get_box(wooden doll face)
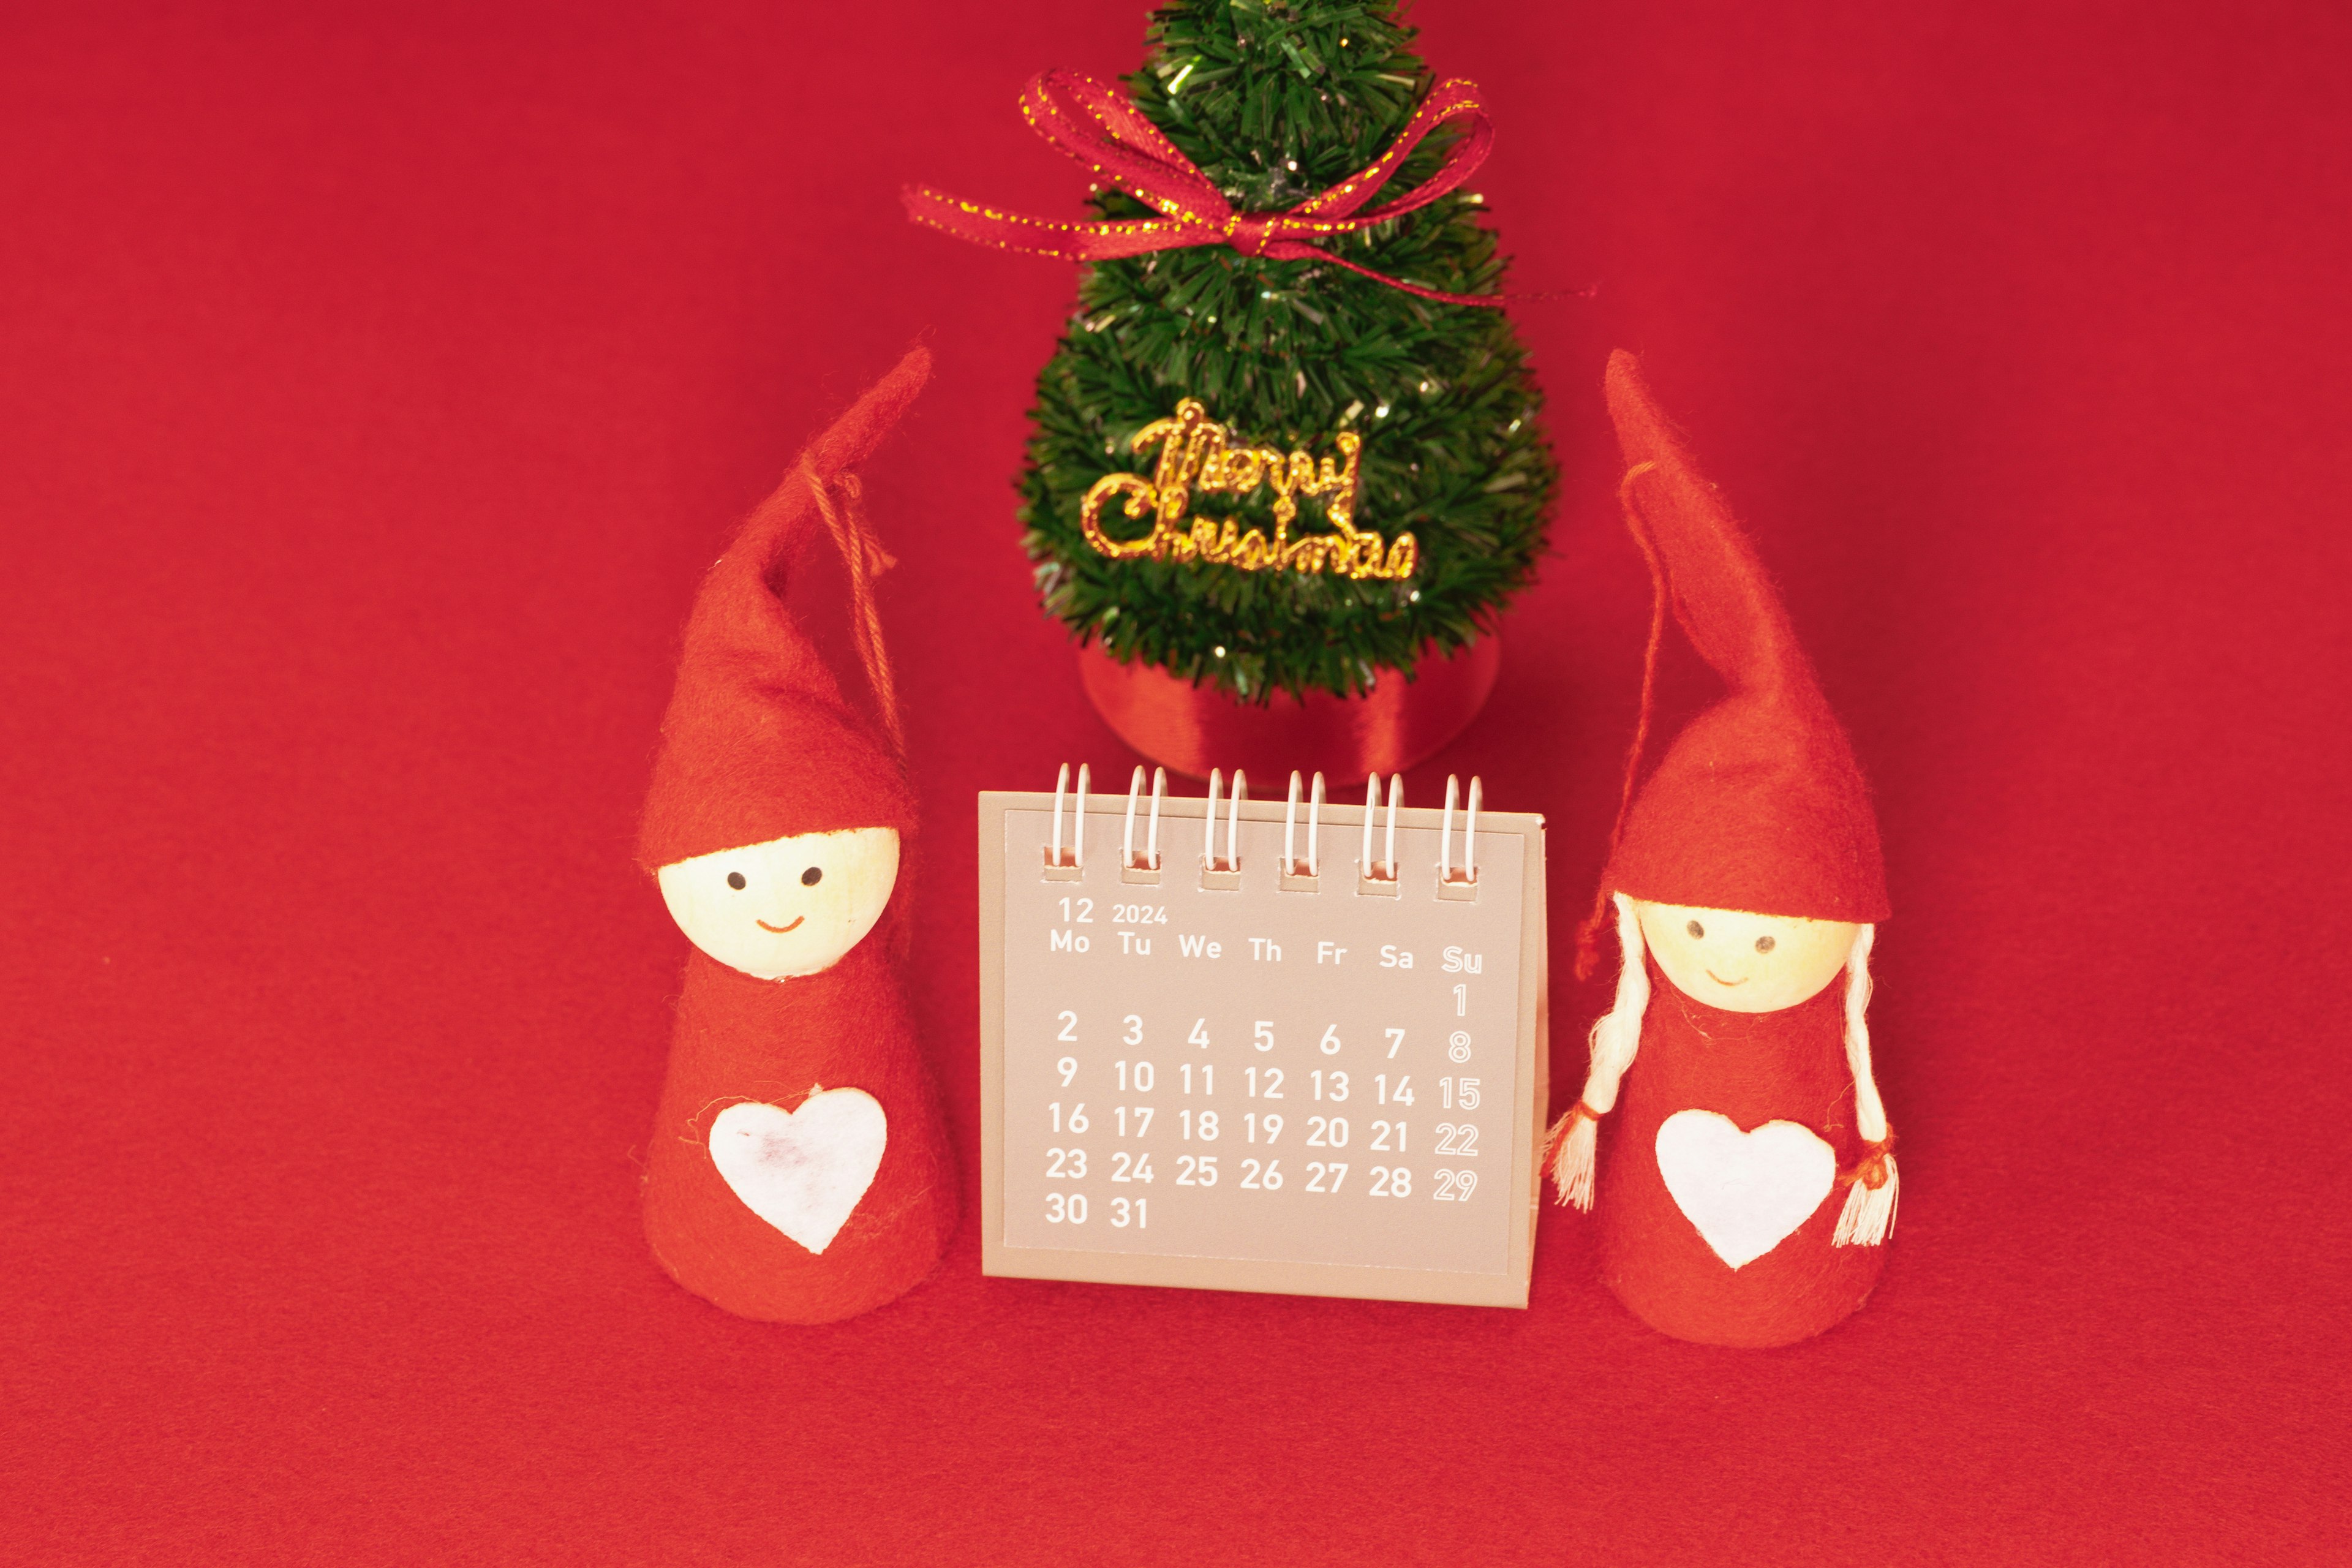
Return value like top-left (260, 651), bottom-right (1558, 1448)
top-left (657, 827), bottom-right (900, 979)
top-left (1632, 899), bottom-right (1858, 1013)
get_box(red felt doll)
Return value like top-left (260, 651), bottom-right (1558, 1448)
top-left (1548, 352), bottom-right (1898, 1349)
top-left (635, 347), bottom-right (957, 1324)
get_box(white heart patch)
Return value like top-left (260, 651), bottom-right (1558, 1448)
top-left (1655, 1109), bottom-right (1836, 1270)
top-left (708, 1087), bottom-right (888, 1255)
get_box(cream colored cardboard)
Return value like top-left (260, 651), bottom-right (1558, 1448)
top-left (978, 781), bottom-right (1547, 1308)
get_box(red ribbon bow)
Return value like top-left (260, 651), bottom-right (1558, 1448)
top-left (904, 70), bottom-right (1504, 308)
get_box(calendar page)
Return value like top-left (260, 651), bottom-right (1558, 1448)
top-left (978, 771), bottom-right (1547, 1308)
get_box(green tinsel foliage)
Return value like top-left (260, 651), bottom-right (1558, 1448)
top-left (1015, 0), bottom-right (1558, 703)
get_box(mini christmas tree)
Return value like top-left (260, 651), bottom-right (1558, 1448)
top-left (925, 0), bottom-right (1558, 706)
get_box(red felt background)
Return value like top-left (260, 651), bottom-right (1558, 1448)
top-left (4, 2), bottom-right (2347, 1562)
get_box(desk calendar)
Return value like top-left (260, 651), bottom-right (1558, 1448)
top-left (978, 766), bottom-right (1548, 1308)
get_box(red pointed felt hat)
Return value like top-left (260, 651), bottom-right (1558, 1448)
top-left (1594, 351), bottom-right (1890, 925)
top-left (636, 347), bottom-right (930, 872)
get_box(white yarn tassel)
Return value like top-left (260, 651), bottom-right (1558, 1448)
top-left (1552, 895), bottom-right (1649, 1210)
top-left (1547, 1107), bottom-right (1599, 1210)
top-left (1833, 924), bottom-right (1898, 1247)
top-left (1834, 1147), bottom-right (1899, 1246)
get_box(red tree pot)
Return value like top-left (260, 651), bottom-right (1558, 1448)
top-left (1076, 635), bottom-right (1502, 783)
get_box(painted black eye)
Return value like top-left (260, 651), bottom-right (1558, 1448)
top-left (1686, 920), bottom-right (1705, 940)
top-left (1755, 935), bottom-right (1776, 954)
top-left (726, 872), bottom-right (746, 891)
top-left (801, 866), bottom-right (823, 886)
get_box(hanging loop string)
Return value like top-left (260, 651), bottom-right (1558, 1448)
top-left (799, 461), bottom-right (905, 763)
top-left (1575, 461), bottom-right (1668, 980)
top-left (906, 70), bottom-right (1506, 309)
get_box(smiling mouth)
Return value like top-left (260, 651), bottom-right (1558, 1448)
top-left (756, 916), bottom-right (805, 934)
top-left (1705, 970), bottom-right (1746, 986)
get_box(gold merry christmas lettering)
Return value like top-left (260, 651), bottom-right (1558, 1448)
top-left (1079, 399), bottom-right (1418, 581)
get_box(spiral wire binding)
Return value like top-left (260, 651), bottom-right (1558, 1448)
top-left (1203, 769), bottom-right (1223, 870)
top-left (1283, 771), bottom-right (1329, 881)
top-left (1044, 764), bottom-right (1481, 895)
top-left (1046, 762), bottom-right (1091, 876)
top-left (1123, 765), bottom-right (1167, 873)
